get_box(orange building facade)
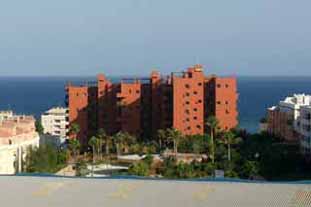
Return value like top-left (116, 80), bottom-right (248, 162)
top-left (66, 65), bottom-right (238, 145)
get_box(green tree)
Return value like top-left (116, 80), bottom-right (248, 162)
top-left (69, 123), bottom-right (80, 139)
top-left (157, 129), bottom-right (166, 151)
top-left (98, 128), bottom-right (111, 158)
top-left (88, 136), bottom-right (98, 163)
top-left (122, 132), bottom-right (136, 153)
top-left (241, 160), bottom-right (260, 178)
top-left (205, 116), bottom-right (219, 163)
top-left (220, 131), bottom-right (242, 162)
top-left (68, 139), bottom-right (80, 164)
top-left (113, 132), bottom-right (126, 156)
top-left (128, 162), bottom-right (150, 176)
top-left (167, 128), bottom-right (183, 157)
top-left (25, 145), bottom-right (67, 173)
top-left (35, 120), bottom-right (44, 134)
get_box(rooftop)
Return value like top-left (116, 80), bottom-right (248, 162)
top-left (0, 176), bottom-right (310, 207)
top-left (44, 107), bottom-right (68, 115)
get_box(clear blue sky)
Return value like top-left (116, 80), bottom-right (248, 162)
top-left (1, 0), bottom-right (311, 76)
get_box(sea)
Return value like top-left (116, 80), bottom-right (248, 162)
top-left (0, 76), bottom-right (311, 133)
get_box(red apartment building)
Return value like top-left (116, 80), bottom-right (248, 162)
top-left (66, 65), bottom-right (238, 145)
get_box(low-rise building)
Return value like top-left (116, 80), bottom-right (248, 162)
top-left (41, 107), bottom-right (69, 138)
top-left (0, 114), bottom-right (39, 174)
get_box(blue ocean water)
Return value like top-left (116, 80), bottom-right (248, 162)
top-left (0, 76), bottom-right (311, 133)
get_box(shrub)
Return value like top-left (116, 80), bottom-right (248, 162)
top-left (128, 162), bottom-right (150, 176)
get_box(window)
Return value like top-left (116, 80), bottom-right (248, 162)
top-left (185, 92), bottom-right (190, 97)
top-left (217, 101), bottom-right (221, 105)
top-left (225, 101), bottom-right (229, 105)
top-left (193, 108), bottom-right (198, 112)
top-left (198, 100), bottom-right (202, 103)
top-left (185, 109), bottom-right (190, 114)
top-left (217, 84), bottom-right (221, 88)
top-left (226, 110), bottom-right (230, 114)
top-left (136, 90), bottom-right (140, 94)
top-left (185, 101), bottom-right (190, 105)
top-left (197, 125), bottom-right (201, 129)
top-left (186, 118), bottom-right (190, 122)
top-left (198, 82), bottom-right (202, 86)
top-left (194, 91), bottom-right (198, 95)
top-left (225, 84), bottom-right (229, 88)
top-left (185, 84), bottom-right (190, 89)
top-left (193, 116), bottom-right (197, 120)
top-left (187, 126), bottom-right (191, 130)
top-left (129, 89), bottom-right (132, 94)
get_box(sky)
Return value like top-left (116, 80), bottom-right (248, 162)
top-left (0, 0), bottom-right (311, 77)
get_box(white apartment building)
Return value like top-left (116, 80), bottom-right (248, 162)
top-left (297, 105), bottom-right (311, 155)
top-left (267, 94), bottom-right (311, 157)
top-left (41, 107), bottom-right (69, 138)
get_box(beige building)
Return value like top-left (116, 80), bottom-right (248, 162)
top-left (41, 107), bottom-right (69, 138)
top-left (0, 115), bottom-right (39, 174)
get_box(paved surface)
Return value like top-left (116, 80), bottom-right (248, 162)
top-left (1, 176), bottom-right (311, 207)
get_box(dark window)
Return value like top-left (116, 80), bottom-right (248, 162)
top-left (226, 110), bottom-right (230, 114)
top-left (225, 101), bottom-right (229, 104)
top-left (194, 91), bottom-right (198, 95)
top-left (186, 101), bottom-right (190, 105)
top-left (193, 108), bottom-right (198, 112)
top-left (225, 84), bottom-right (229, 88)
top-left (217, 84), bottom-right (221, 88)
top-left (186, 92), bottom-right (190, 97)
top-left (217, 101), bottom-right (221, 105)
top-left (197, 125), bottom-right (201, 129)
top-left (198, 82), bottom-right (203, 86)
top-left (185, 84), bottom-right (190, 89)
top-left (187, 126), bottom-right (191, 130)
top-left (198, 100), bottom-right (202, 103)
top-left (193, 116), bottom-right (197, 120)
top-left (136, 90), bottom-right (140, 94)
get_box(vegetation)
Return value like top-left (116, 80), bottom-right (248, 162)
top-left (35, 120), bottom-right (44, 134)
top-left (126, 127), bottom-right (308, 180)
top-left (205, 116), bottom-right (219, 163)
top-left (29, 118), bottom-right (309, 181)
top-left (69, 123), bottom-right (80, 139)
top-left (25, 144), bottom-right (67, 173)
top-left (68, 138), bottom-right (81, 164)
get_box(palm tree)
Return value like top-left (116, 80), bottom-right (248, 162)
top-left (97, 128), bottom-right (108, 159)
top-left (220, 131), bottom-right (242, 161)
top-left (68, 139), bottom-right (80, 165)
top-left (167, 128), bottom-right (182, 157)
top-left (123, 132), bottom-right (136, 153)
top-left (69, 123), bottom-right (80, 139)
top-left (205, 116), bottom-right (219, 163)
top-left (113, 132), bottom-right (125, 156)
top-left (88, 136), bottom-right (98, 163)
top-left (157, 129), bottom-right (166, 151)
